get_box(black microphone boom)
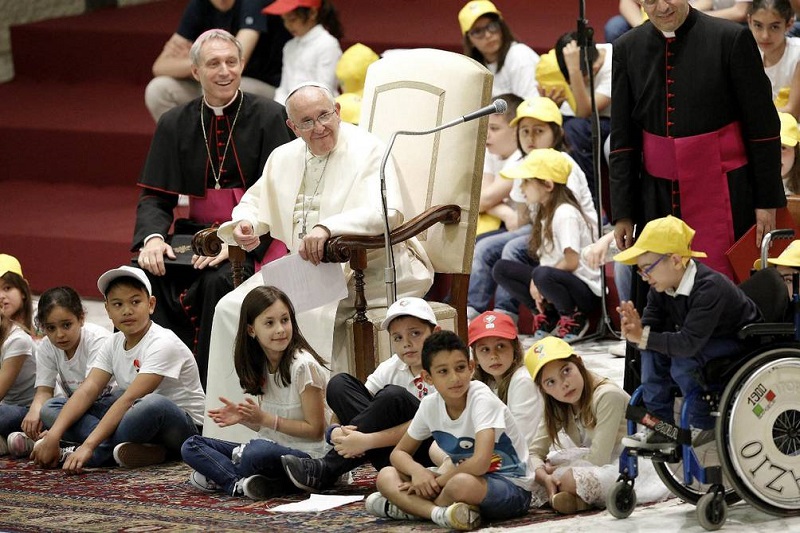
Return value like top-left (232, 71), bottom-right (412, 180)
top-left (461, 99), bottom-right (508, 123)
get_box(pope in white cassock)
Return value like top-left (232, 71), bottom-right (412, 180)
top-left (207, 83), bottom-right (434, 441)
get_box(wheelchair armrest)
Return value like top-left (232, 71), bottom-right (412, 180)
top-left (738, 322), bottom-right (796, 339)
top-left (323, 204), bottom-right (461, 263)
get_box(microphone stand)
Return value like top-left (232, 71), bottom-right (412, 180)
top-left (574, 0), bottom-right (619, 343)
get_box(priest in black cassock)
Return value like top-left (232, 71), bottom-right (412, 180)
top-left (609, 0), bottom-right (786, 391)
top-left (133, 29), bottom-right (292, 388)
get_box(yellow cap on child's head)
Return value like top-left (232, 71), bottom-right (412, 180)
top-left (336, 43), bottom-right (379, 94)
top-left (766, 240), bottom-right (800, 268)
top-left (509, 96), bottom-right (563, 127)
top-left (458, 0), bottom-right (501, 34)
top-left (613, 215), bottom-right (708, 265)
top-left (525, 336), bottom-right (575, 381)
top-left (0, 254), bottom-right (23, 278)
top-left (500, 148), bottom-right (571, 184)
top-left (779, 112), bottom-right (800, 148)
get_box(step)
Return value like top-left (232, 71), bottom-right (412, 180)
top-left (0, 78), bottom-right (154, 187)
top-left (10, 0), bottom-right (182, 84)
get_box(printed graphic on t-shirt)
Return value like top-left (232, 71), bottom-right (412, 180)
top-left (432, 430), bottom-right (525, 477)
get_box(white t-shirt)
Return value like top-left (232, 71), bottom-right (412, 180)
top-left (91, 322), bottom-right (205, 425)
top-left (488, 42), bottom-right (540, 101)
top-left (255, 350), bottom-right (330, 458)
top-left (537, 203), bottom-right (602, 296)
top-left (560, 43), bottom-right (612, 118)
top-left (407, 380), bottom-right (534, 490)
top-left (487, 365), bottom-right (542, 447)
top-left (764, 37), bottom-right (800, 103)
top-left (1, 325), bottom-right (36, 406)
top-left (511, 151), bottom-right (598, 236)
top-left (365, 353), bottom-right (436, 399)
top-left (273, 24), bottom-right (342, 105)
top-left (35, 322), bottom-right (111, 396)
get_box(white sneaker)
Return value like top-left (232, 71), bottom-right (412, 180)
top-left (364, 492), bottom-right (419, 520)
top-left (609, 339), bottom-right (627, 357)
top-left (7, 432), bottom-right (35, 458)
top-left (189, 470), bottom-right (220, 493)
top-left (621, 428), bottom-right (675, 451)
top-left (437, 502), bottom-right (481, 530)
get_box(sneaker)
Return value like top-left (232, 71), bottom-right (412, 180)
top-left (550, 492), bottom-right (592, 514)
top-left (0, 435), bottom-right (8, 456)
top-left (691, 427), bottom-right (716, 448)
top-left (443, 502), bottom-right (482, 531)
top-left (231, 443), bottom-right (246, 465)
top-left (112, 442), bottom-right (167, 468)
top-left (7, 432), bottom-right (35, 458)
top-left (531, 311), bottom-right (558, 340)
top-left (232, 474), bottom-right (276, 500)
top-left (621, 428), bottom-right (676, 451)
top-left (189, 470), bottom-right (220, 493)
top-left (609, 339), bottom-right (627, 357)
top-left (554, 311), bottom-right (590, 342)
top-left (281, 455), bottom-right (326, 492)
top-left (364, 492), bottom-right (419, 521)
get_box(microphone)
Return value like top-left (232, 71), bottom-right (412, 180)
top-left (378, 98), bottom-right (507, 304)
top-left (461, 99), bottom-right (508, 123)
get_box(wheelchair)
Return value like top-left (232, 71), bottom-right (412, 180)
top-left (607, 229), bottom-right (800, 530)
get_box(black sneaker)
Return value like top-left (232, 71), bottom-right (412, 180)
top-left (232, 474), bottom-right (276, 500)
top-left (554, 311), bottom-right (590, 343)
top-left (281, 455), bottom-right (326, 492)
top-left (621, 429), bottom-right (676, 451)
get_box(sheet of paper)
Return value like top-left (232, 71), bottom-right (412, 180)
top-left (259, 253), bottom-right (348, 313)
top-left (269, 494), bottom-right (365, 513)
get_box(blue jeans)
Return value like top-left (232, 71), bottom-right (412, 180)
top-left (563, 116), bottom-right (611, 208)
top-left (41, 391), bottom-right (198, 466)
top-left (641, 337), bottom-right (744, 429)
top-left (0, 403), bottom-right (29, 438)
top-left (479, 473), bottom-right (532, 520)
top-left (468, 225), bottom-right (533, 317)
top-left (181, 436), bottom-right (309, 496)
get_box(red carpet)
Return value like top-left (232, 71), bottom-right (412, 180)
top-left (1, 0), bottom-right (618, 297)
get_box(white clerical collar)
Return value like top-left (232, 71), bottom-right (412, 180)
top-left (203, 92), bottom-right (240, 116)
top-left (661, 30), bottom-right (676, 38)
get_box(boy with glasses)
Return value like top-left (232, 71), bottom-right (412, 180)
top-left (612, 216), bottom-right (762, 450)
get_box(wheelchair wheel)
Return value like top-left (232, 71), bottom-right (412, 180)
top-left (606, 480), bottom-right (637, 519)
top-left (696, 492), bottom-right (727, 531)
top-left (653, 458), bottom-right (740, 506)
top-left (717, 347), bottom-right (800, 517)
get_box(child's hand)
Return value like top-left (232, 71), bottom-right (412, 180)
top-left (529, 281), bottom-right (544, 313)
top-left (62, 444), bottom-right (93, 475)
top-left (407, 469), bottom-right (440, 500)
top-left (333, 426), bottom-right (369, 458)
top-left (21, 412), bottom-right (43, 441)
top-left (30, 434), bottom-right (60, 468)
top-left (538, 85), bottom-right (567, 107)
top-left (541, 472), bottom-right (561, 501)
top-left (617, 301), bottom-right (643, 344)
top-left (208, 396), bottom-right (243, 427)
top-left (562, 40), bottom-right (582, 77)
top-left (236, 397), bottom-right (265, 426)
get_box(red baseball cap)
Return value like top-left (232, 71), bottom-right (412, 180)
top-left (468, 311), bottom-right (518, 346)
top-left (262, 0), bottom-right (321, 15)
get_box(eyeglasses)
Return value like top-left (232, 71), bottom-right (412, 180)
top-left (293, 110), bottom-right (337, 131)
top-left (468, 20), bottom-right (501, 39)
top-left (637, 255), bottom-right (667, 280)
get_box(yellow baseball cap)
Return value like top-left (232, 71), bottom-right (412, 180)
top-left (525, 336), bottom-right (576, 381)
top-left (336, 92), bottom-right (362, 125)
top-left (500, 148), bottom-right (571, 184)
top-left (766, 240), bottom-right (800, 268)
top-left (458, 1), bottom-right (501, 34)
top-left (534, 50), bottom-right (577, 114)
top-left (0, 254), bottom-right (22, 278)
top-left (336, 43), bottom-right (379, 95)
top-left (613, 215), bottom-right (708, 265)
top-left (779, 112), bottom-right (799, 148)
top-left (509, 96), bottom-right (563, 127)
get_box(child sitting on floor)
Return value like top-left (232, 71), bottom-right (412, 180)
top-left (0, 254), bottom-right (34, 335)
top-left (614, 216), bottom-right (762, 450)
top-left (182, 286), bottom-right (329, 500)
top-left (31, 266), bottom-right (205, 471)
top-left (0, 310), bottom-right (36, 456)
top-left (368, 330), bottom-right (534, 531)
top-left (281, 297), bottom-right (439, 492)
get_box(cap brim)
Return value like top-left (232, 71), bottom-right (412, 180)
top-left (613, 245), bottom-right (647, 265)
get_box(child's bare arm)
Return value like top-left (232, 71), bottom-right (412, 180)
top-left (0, 355), bottom-right (27, 401)
top-left (435, 428), bottom-right (496, 487)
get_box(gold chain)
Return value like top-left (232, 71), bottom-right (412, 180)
top-left (200, 90), bottom-right (244, 190)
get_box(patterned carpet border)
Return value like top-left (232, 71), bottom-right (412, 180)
top-left (0, 457), bottom-right (589, 532)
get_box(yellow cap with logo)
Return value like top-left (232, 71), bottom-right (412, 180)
top-left (458, 1), bottom-right (501, 34)
top-left (525, 336), bottom-right (576, 381)
top-left (509, 96), bottom-right (563, 127)
top-left (500, 148), bottom-right (571, 184)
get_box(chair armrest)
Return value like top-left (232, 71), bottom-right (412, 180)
top-left (324, 204), bottom-right (461, 263)
top-left (738, 322), bottom-right (796, 339)
top-left (192, 227), bottom-right (224, 257)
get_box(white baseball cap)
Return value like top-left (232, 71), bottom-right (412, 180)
top-left (381, 297), bottom-right (437, 329)
top-left (97, 265), bottom-right (152, 297)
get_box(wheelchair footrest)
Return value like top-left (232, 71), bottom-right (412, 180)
top-left (705, 465), bottom-right (723, 486)
top-left (626, 404), bottom-right (692, 446)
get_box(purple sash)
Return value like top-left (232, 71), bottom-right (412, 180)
top-left (642, 122), bottom-right (747, 279)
